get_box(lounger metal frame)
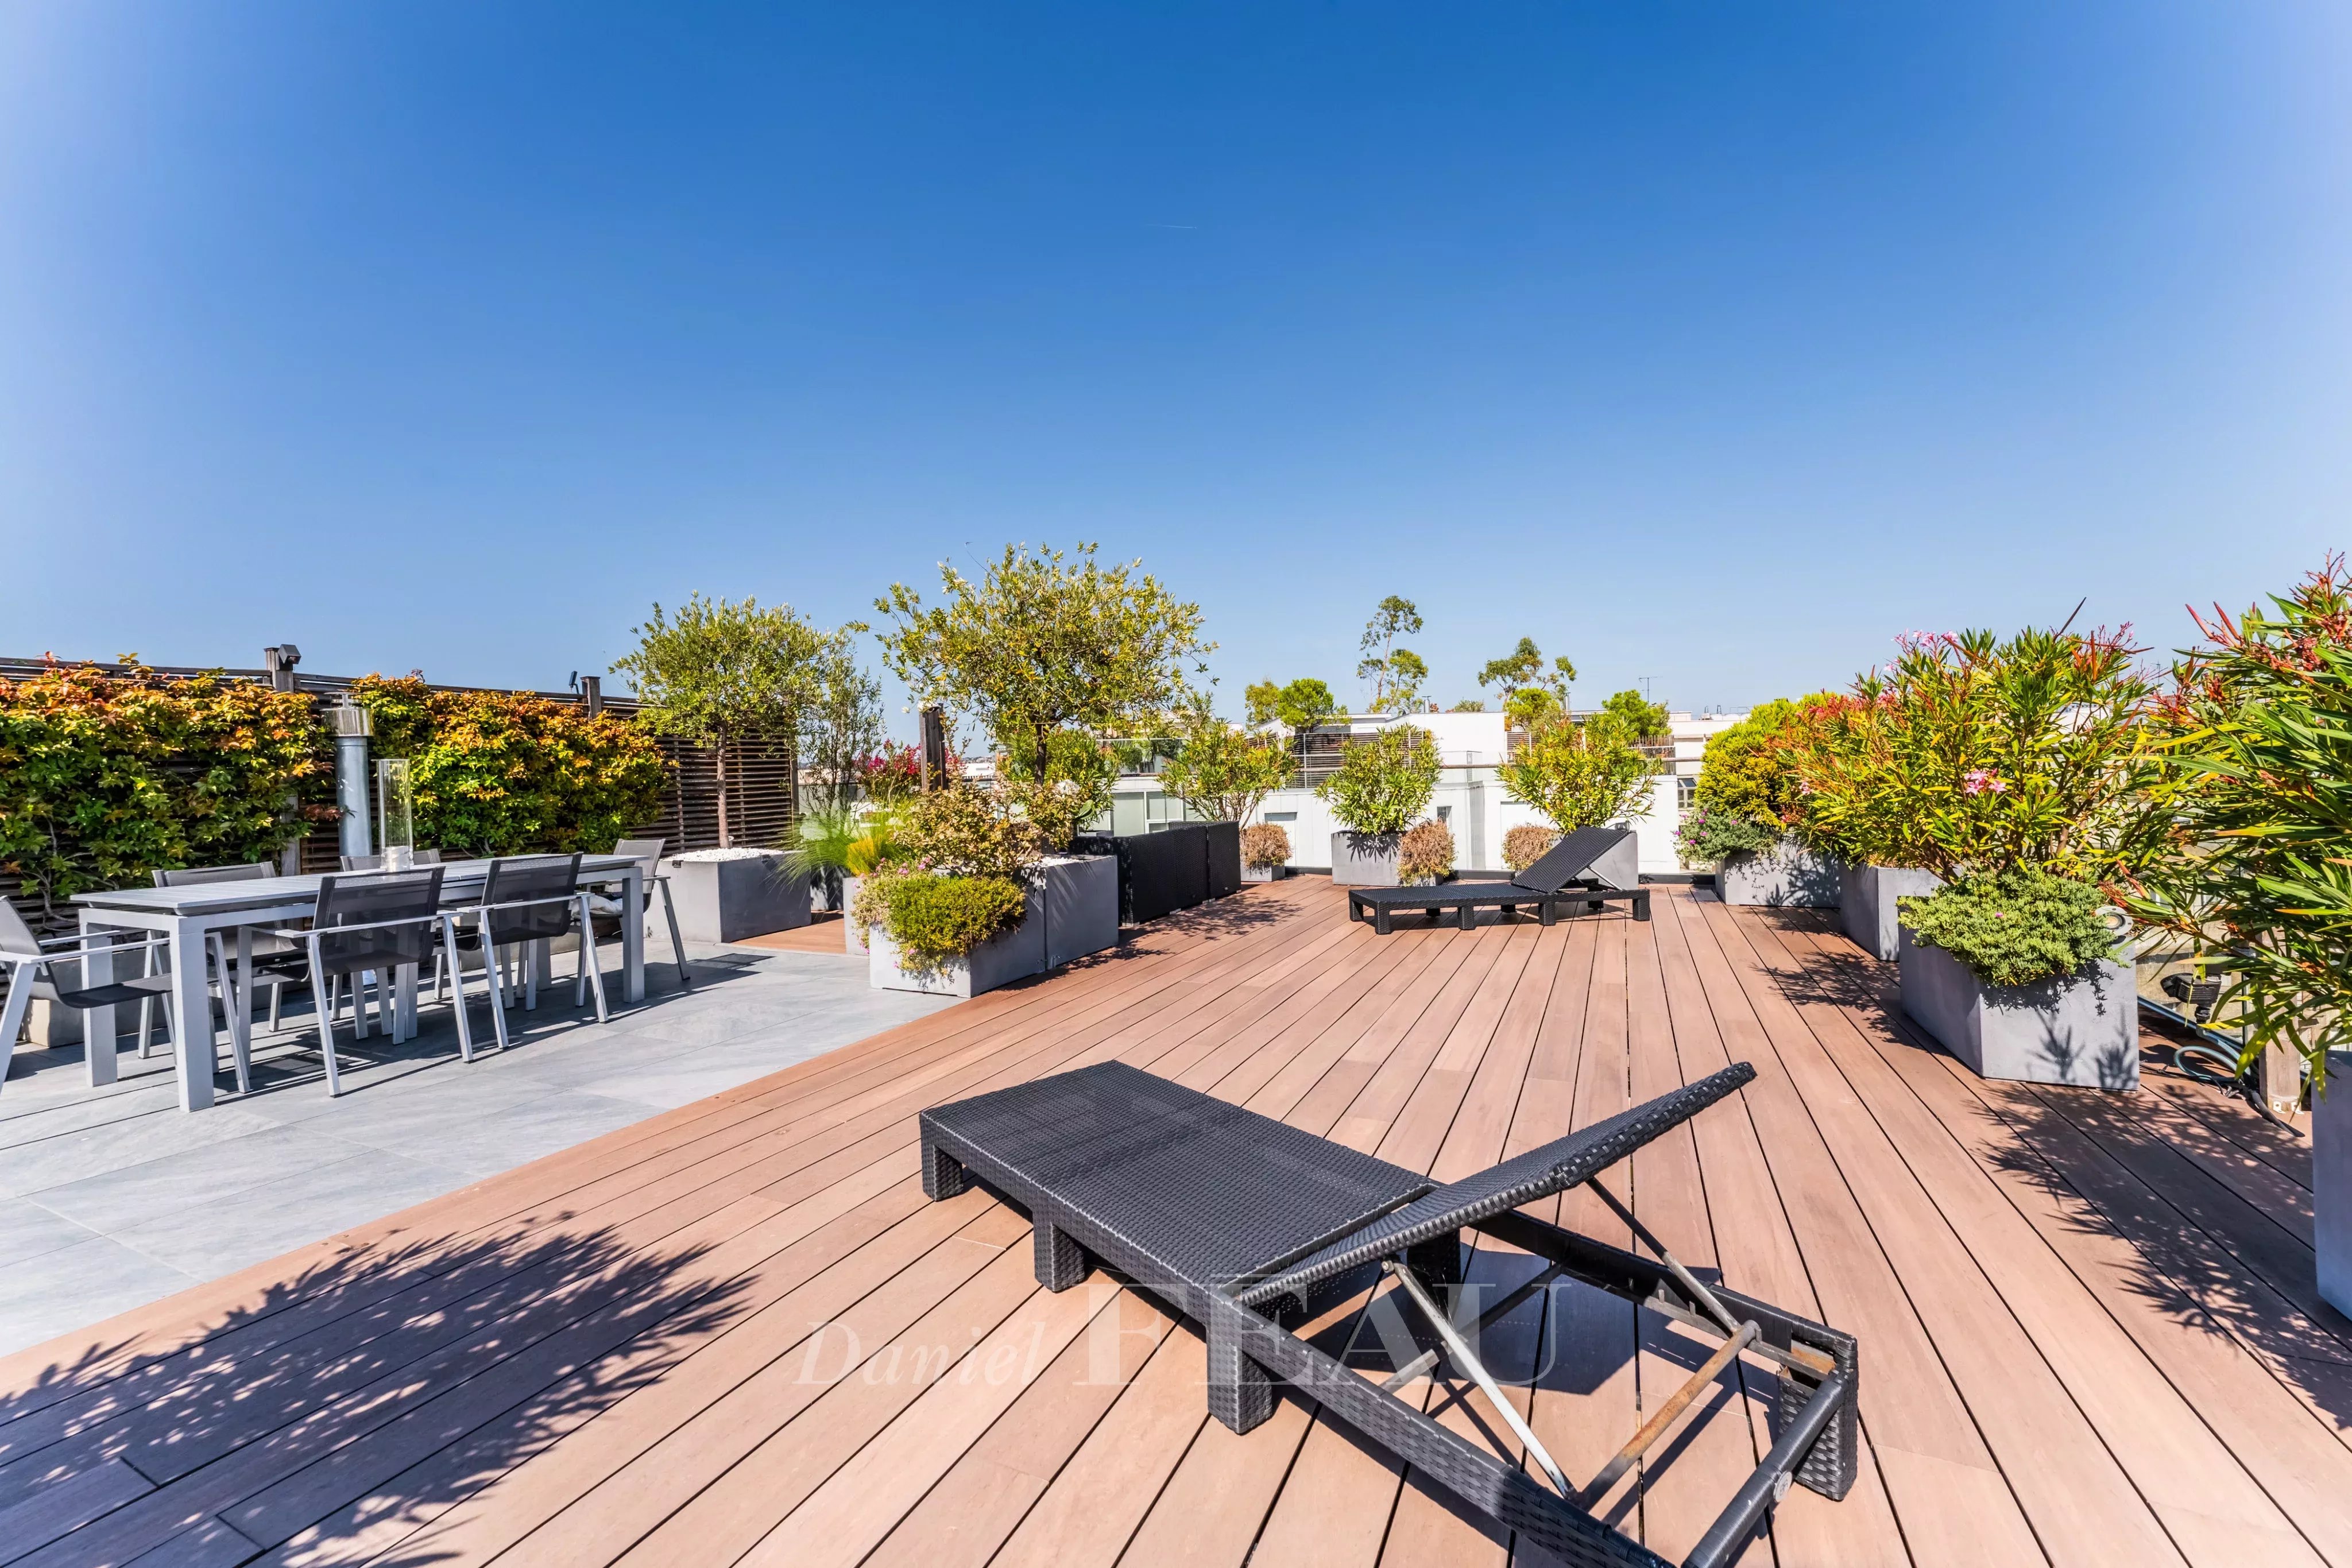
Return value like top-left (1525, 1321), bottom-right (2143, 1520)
top-left (1347, 881), bottom-right (1651, 932)
top-left (919, 1061), bottom-right (1856, 1568)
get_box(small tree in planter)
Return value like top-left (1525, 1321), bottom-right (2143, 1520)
top-left (2114, 561), bottom-right (2351, 1299)
top-left (1396, 819), bottom-right (1455, 886)
top-left (1685, 698), bottom-right (1836, 905)
top-left (1499, 702), bottom-right (1658, 837)
top-left (1317, 723), bottom-right (1439, 885)
top-left (1882, 624), bottom-right (2158, 1088)
top-left (1159, 698), bottom-right (1291, 826)
top-left (1241, 823), bottom-right (1292, 881)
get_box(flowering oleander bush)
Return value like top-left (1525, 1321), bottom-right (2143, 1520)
top-left (1241, 823), bottom-right (1291, 869)
top-left (1898, 868), bottom-right (2118, 987)
top-left (1318, 724), bottom-right (1440, 836)
top-left (1502, 824), bottom-right (1558, 873)
top-left (856, 740), bottom-right (961, 806)
top-left (0, 660), bottom-right (331, 917)
top-left (349, 676), bottom-right (666, 859)
top-left (1674, 805), bottom-right (1781, 868)
top-left (1396, 819), bottom-right (1455, 884)
top-left (2116, 559), bottom-right (2352, 1084)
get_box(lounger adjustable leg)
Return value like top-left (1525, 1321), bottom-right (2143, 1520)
top-left (919, 1135), bottom-right (968, 1200)
top-left (1205, 1318), bottom-right (1276, 1435)
top-left (1032, 1217), bottom-right (1087, 1291)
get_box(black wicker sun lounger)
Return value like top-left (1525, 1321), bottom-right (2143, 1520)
top-left (920, 1060), bottom-right (1858, 1568)
top-left (1348, 823), bottom-right (1650, 932)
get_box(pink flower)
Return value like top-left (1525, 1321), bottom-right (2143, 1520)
top-left (1962, 769), bottom-right (2007, 796)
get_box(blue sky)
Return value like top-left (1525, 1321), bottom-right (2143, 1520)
top-left (3, 3), bottom-right (2346, 731)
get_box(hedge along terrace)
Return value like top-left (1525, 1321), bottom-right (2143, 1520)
top-left (346, 676), bottom-right (666, 858)
top-left (0, 660), bottom-right (331, 920)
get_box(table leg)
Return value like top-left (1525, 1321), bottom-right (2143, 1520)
top-left (78, 913), bottom-right (119, 1087)
top-left (230, 927), bottom-right (254, 1064)
top-left (168, 917), bottom-right (214, 1111)
top-left (620, 867), bottom-right (645, 1004)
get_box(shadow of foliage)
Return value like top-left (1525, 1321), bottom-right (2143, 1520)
top-left (0, 1214), bottom-right (753, 1565)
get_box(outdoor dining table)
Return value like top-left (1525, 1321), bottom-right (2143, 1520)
top-left (71, 855), bottom-right (648, 1111)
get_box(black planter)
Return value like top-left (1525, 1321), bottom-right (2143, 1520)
top-left (1071, 821), bottom-right (1244, 926)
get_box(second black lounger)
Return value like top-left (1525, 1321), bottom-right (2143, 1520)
top-left (1348, 823), bottom-right (1648, 931)
top-left (919, 1059), bottom-right (1858, 1568)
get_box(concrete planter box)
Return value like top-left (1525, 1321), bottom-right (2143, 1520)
top-left (2317, 1053), bottom-right (2352, 1318)
top-left (1897, 931), bottom-right (2139, 1090)
top-left (869, 891), bottom-right (1046, 998)
top-left (1840, 864), bottom-right (1941, 961)
top-left (667, 851), bottom-right (810, 943)
top-left (1330, 831), bottom-right (1402, 888)
top-left (841, 873), bottom-right (868, 956)
top-left (1719, 841), bottom-right (1840, 908)
top-left (1242, 864), bottom-right (1289, 883)
top-left (1041, 855), bottom-right (1119, 969)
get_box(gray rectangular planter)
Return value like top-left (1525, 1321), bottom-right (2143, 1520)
top-left (1330, 831), bottom-right (1401, 888)
top-left (841, 873), bottom-right (868, 955)
top-left (1840, 864), bottom-right (1941, 961)
top-left (2318, 1052), bottom-right (2352, 1318)
top-left (667, 852), bottom-right (810, 943)
top-left (1040, 855), bottom-right (1119, 969)
top-left (1897, 931), bottom-right (2139, 1090)
top-left (1719, 841), bottom-right (1841, 907)
top-left (869, 892), bottom-right (1046, 998)
top-left (1242, 864), bottom-right (1289, 883)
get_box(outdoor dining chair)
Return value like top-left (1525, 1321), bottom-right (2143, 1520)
top-left (446, 854), bottom-right (606, 1055)
top-left (262, 868), bottom-right (455, 1095)
top-left (0, 901), bottom-right (179, 1099)
top-left (152, 862), bottom-right (305, 1064)
top-left (588, 838), bottom-right (691, 989)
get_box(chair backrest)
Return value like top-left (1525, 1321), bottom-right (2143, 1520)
top-left (154, 862), bottom-right (275, 888)
top-left (1510, 826), bottom-right (1633, 893)
top-left (311, 869), bottom-right (446, 977)
top-left (480, 855), bottom-right (583, 946)
top-left (341, 850), bottom-right (443, 872)
top-left (0, 898), bottom-right (44, 958)
top-left (614, 839), bottom-right (664, 876)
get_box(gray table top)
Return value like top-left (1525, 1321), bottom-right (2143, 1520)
top-left (72, 855), bottom-right (645, 917)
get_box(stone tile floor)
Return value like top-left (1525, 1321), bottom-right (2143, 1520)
top-left (0, 939), bottom-right (951, 1355)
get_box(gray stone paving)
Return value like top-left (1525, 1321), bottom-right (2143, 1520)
top-left (0, 940), bottom-right (951, 1357)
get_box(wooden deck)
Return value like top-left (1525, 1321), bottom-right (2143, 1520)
top-left (1, 880), bottom-right (2344, 1567)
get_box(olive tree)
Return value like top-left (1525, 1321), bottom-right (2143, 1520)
top-left (612, 594), bottom-right (850, 846)
top-left (874, 543), bottom-right (1212, 778)
top-left (1159, 696), bottom-right (1293, 824)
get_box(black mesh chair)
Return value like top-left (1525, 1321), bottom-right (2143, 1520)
top-left (0, 901), bottom-right (176, 1098)
top-left (448, 854), bottom-right (605, 1054)
top-left (152, 862), bottom-right (306, 1070)
top-left (266, 868), bottom-right (454, 1095)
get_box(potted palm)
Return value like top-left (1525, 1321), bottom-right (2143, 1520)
top-left (2117, 562), bottom-right (2351, 1306)
top-left (1318, 724), bottom-right (1440, 885)
top-left (1881, 625), bottom-right (2157, 1089)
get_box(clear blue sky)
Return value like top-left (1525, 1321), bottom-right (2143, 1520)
top-left (4, 2), bottom-right (2346, 731)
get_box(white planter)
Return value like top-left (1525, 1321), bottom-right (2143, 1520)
top-left (1897, 931), bottom-right (2138, 1090)
top-left (1242, 864), bottom-right (1288, 883)
top-left (1839, 864), bottom-right (1941, 961)
top-left (2318, 1053), bottom-right (2352, 1318)
top-left (1040, 855), bottom-right (1119, 969)
top-left (1330, 831), bottom-right (1401, 888)
top-left (841, 873), bottom-right (868, 956)
top-left (869, 892), bottom-right (1047, 998)
top-left (1719, 841), bottom-right (1840, 908)
top-left (667, 852), bottom-right (810, 943)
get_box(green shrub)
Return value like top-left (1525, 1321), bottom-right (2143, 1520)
top-left (1499, 710), bottom-right (1658, 833)
top-left (878, 872), bottom-right (1028, 963)
top-left (1317, 725), bottom-right (1438, 835)
top-left (348, 676), bottom-right (666, 858)
top-left (1692, 699), bottom-right (1809, 827)
top-left (1396, 819), bottom-right (1454, 884)
top-left (1674, 806), bottom-right (1781, 867)
top-left (1898, 868), bottom-right (2118, 988)
top-left (1502, 824), bottom-right (1558, 873)
top-left (900, 781), bottom-right (1041, 876)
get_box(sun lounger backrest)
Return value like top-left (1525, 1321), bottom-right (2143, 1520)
top-left (1239, 1062), bottom-right (1756, 1307)
top-left (1509, 826), bottom-right (1631, 893)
